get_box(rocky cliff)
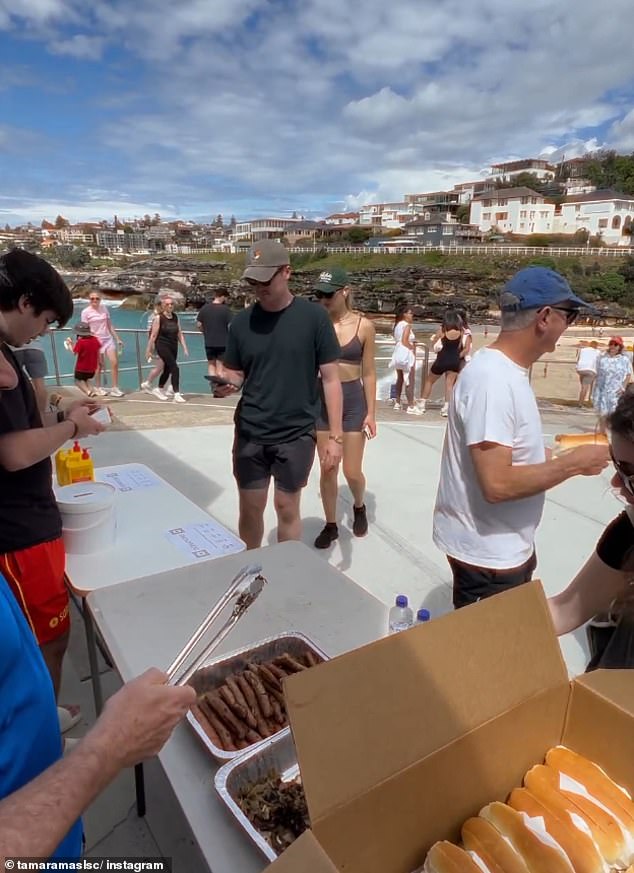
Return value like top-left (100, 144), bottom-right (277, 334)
top-left (64, 256), bottom-right (499, 319)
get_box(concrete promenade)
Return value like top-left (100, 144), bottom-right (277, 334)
top-left (60, 391), bottom-right (618, 867)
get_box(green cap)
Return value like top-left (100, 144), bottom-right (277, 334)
top-left (314, 266), bottom-right (349, 294)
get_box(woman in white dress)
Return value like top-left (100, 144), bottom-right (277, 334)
top-left (593, 336), bottom-right (633, 432)
top-left (389, 304), bottom-right (415, 410)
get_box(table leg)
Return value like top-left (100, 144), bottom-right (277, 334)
top-left (134, 764), bottom-right (146, 817)
top-left (83, 598), bottom-right (104, 716)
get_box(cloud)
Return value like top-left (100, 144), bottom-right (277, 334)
top-left (50, 34), bottom-right (105, 59)
top-left (0, 0), bottom-right (633, 222)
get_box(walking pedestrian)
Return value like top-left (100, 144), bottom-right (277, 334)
top-left (146, 296), bottom-right (188, 403)
top-left (593, 336), bottom-right (633, 431)
top-left (312, 268), bottom-right (376, 548)
top-left (197, 289), bottom-right (232, 381)
top-left (216, 241), bottom-right (343, 549)
top-left (433, 267), bottom-right (610, 609)
top-left (388, 304), bottom-right (415, 410)
top-left (66, 322), bottom-right (101, 396)
top-left (140, 302), bottom-right (172, 395)
top-left (80, 292), bottom-right (124, 397)
top-left (575, 340), bottom-right (600, 406)
top-left (410, 310), bottom-right (464, 417)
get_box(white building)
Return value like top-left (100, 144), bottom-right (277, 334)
top-left (358, 201), bottom-right (416, 229)
top-left (232, 217), bottom-right (307, 243)
top-left (488, 159), bottom-right (555, 183)
top-left (554, 189), bottom-right (634, 246)
top-left (470, 187), bottom-right (555, 235)
top-left (324, 212), bottom-right (359, 225)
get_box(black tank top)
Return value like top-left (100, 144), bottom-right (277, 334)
top-left (158, 312), bottom-right (179, 343)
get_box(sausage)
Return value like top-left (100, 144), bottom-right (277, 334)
top-left (274, 653), bottom-right (306, 673)
top-left (218, 684), bottom-right (255, 727)
top-left (256, 663), bottom-right (282, 690)
top-left (236, 673), bottom-right (270, 738)
top-left (266, 662), bottom-right (289, 680)
top-left (198, 698), bottom-right (236, 751)
top-left (204, 693), bottom-right (248, 740)
top-left (191, 703), bottom-right (223, 747)
top-left (260, 678), bottom-right (285, 707)
top-left (270, 697), bottom-right (285, 725)
top-left (304, 650), bottom-right (320, 667)
top-left (245, 668), bottom-right (273, 718)
top-left (226, 675), bottom-right (250, 711)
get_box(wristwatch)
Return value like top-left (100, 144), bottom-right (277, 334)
top-left (329, 434), bottom-right (343, 445)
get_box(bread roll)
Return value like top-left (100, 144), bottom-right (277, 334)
top-left (480, 802), bottom-right (575, 873)
top-left (462, 816), bottom-right (530, 873)
top-left (554, 432), bottom-right (608, 450)
top-left (546, 747), bottom-right (634, 830)
top-left (508, 787), bottom-right (608, 873)
top-left (423, 841), bottom-right (488, 873)
top-left (525, 764), bottom-right (628, 867)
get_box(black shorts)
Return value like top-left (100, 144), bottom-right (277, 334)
top-left (233, 432), bottom-right (316, 493)
top-left (316, 379), bottom-right (367, 432)
top-left (205, 345), bottom-right (225, 362)
top-left (431, 360), bottom-right (461, 376)
top-left (448, 551), bottom-right (537, 609)
top-left (74, 369), bottom-right (96, 381)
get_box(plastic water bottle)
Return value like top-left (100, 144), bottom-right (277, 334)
top-left (388, 595), bottom-right (414, 634)
top-left (416, 608), bottom-right (431, 625)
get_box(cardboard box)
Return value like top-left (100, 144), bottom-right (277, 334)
top-left (266, 581), bottom-right (634, 873)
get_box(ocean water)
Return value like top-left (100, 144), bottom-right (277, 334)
top-left (41, 300), bottom-right (434, 398)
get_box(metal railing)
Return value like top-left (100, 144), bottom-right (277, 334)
top-left (289, 244), bottom-right (634, 257)
top-left (43, 327), bottom-right (209, 388)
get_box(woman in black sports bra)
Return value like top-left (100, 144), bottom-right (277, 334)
top-left (313, 267), bottom-right (376, 549)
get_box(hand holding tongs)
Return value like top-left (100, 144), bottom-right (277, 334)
top-left (166, 564), bottom-right (266, 687)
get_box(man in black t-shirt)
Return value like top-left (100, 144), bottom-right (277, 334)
top-left (196, 290), bottom-right (233, 379)
top-left (217, 241), bottom-right (343, 549)
top-left (0, 250), bottom-right (105, 699)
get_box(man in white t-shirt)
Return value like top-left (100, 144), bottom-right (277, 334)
top-left (433, 266), bottom-right (611, 608)
top-left (576, 340), bottom-right (600, 406)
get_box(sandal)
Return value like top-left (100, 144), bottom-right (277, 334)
top-left (58, 704), bottom-right (82, 734)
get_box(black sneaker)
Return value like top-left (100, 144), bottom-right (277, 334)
top-left (314, 523), bottom-right (338, 549)
top-left (352, 504), bottom-right (368, 537)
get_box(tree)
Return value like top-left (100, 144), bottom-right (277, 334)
top-left (54, 214), bottom-right (69, 229)
top-left (230, 215), bottom-right (237, 228)
top-left (456, 204), bottom-right (471, 224)
top-left (55, 246), bottom-right (91, 268)
top-left (213, 213), bottom-right (223, 227)
top-left (123, 224), bottom-right (134, 233)
top-left (152, 213), bottom-right (161, 225)
top-left (291, 211), bottom-right (298, 219)
top-left (347, 227), bottom-right (372, 244)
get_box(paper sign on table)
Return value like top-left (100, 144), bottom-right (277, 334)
top-left (100, 466), bottom-right (162, 493)
top-left (165, 522), bottom-right (244, 560)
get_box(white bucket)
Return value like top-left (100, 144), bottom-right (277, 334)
top-left (55, 481), bottom-right (116, 555)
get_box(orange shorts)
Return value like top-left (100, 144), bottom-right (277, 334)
top-left (0, 537), bottom-right (70, 644)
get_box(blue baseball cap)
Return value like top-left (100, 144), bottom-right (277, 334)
top-left (500, 267), bottom-right (590, 312)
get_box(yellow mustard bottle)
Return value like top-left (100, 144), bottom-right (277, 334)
top-left (68, 447), bottom-right (95, 484)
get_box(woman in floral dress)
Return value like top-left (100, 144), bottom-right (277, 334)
top-left (593, 336), bottom-right (633, 431)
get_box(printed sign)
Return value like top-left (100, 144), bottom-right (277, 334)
top-left (165, 522), bottom-right (244, 560)
top-left (100, 466), bottom-right (162, 493)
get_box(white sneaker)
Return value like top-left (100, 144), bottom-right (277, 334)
top-left (140, 381), bottom-right (152, 394)
top-left (440, 402), bottom-right (449, 417)
top-left (393, 402), bottom-right (401, 410)
top-left (95, 387), bottom-right (108, 397)
top-left (173, 392), bottom-right (186, 403)
top-left (152, 387), bottom-right (168, 400)
top-left (109, 386), bottom-right (124, 398)
top-left (166, 385), bottom-right (174, 397)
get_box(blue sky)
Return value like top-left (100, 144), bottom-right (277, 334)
top-left (0, 0), bottom-right (633, 225)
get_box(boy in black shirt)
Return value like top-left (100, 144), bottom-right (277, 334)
top-left (218, 241), bottom-right (343, 549)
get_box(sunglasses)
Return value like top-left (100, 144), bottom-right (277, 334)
top-left (611, 450), bottom-right (634, 496)
top-left (549, 306), bottom-right (580, 325)
top-left (315, 289), bottom-right (338, 300)
top-left (244, 267), bottom-right (284, 288)
top-left (89, 297), bottom-right (100, 301)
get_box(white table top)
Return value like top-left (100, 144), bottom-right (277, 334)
top-left (62, 463), bottom-right (244, 596)
top-left (87, 541), bottom-right (388, 873)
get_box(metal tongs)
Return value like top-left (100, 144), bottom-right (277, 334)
top-left (166, 564), bottom-right (267, 687)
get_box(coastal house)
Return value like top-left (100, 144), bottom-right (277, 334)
top-left (358, 201), bottom-right (416, 229)
top-left (487, 158), bottom-right (556, 183)
top-left (470, 187), bottom-right (555, 235)
top-left (403, 217), bottom-right (481, 245)
top-left (231, 217), bottom-right (310, 243)
top-left (324, 212), bottom-right (359, 225)
top-left (553, 189), bottom-right (634, 246)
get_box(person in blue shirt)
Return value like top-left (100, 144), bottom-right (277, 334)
top-left (0, 306), bottom-right (195, 859)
